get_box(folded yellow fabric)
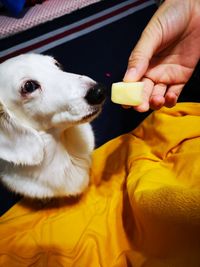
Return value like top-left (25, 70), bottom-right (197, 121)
top-left (1, 102), bottom-right (200, 267)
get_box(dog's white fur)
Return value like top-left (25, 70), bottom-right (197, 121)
top-left (0, 54), bottom-right (103, 198)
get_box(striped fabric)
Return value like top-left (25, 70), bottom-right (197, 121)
top-left (0, 0), bottom-right (101, 39)
top-left (0, 0), bottom-right (155, 62)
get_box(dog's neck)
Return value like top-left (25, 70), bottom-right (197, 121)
top-left (2, 123), bottom-right (94, 198)
top-left (37, 124), bottom-right (94, 196)
top-left (45, 124), bottom-right (94, 162)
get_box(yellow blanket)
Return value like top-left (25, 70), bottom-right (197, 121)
top-left (1, 103), bottom-right (200, 267)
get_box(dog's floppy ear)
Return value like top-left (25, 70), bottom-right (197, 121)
top-left (0, 102), bottom-right (44, 165)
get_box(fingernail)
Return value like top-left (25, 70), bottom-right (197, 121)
top-left (123, 68), bottom-right (137, 82)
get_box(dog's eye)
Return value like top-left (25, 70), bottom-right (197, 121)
top-left (21, 80), bottom-right (40, 94)
top-left (54, 61), bottom-right (63, 70)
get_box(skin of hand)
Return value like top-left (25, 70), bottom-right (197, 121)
top-left (123, 0), bottom-right (200, 112)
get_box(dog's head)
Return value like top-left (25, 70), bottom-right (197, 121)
top-left (0, 53), bottom-right (105, 166)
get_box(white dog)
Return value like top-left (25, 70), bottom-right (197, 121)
top-left (0, 54), bottom-right (105, 199)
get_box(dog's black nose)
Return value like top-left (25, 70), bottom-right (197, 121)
top-left (85, 84), bottom-right (106, 105)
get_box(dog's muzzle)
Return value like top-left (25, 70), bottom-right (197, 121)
top-left (85, 83), bottom-right (106, 105)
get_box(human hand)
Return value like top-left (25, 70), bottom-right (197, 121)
top-left (124, 0), bottom-right (200, 112)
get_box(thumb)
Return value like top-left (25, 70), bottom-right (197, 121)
top-left (123, 18), bottom-right (162, 82)
top-left (123, 51), bottom-right (150, 82)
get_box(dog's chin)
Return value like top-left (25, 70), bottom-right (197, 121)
top-left (51, 107), bottom-right (101, 129)
top-left (79, 108), bottom-right (101, 123)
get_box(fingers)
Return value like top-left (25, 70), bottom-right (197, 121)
top-left (134, 78), bottom-right (154, 112)
top-left (132, 80), bottom-right (166, 112)
top-left (149, 83), bottom-right (167, 110)
top-left (164, 84), bottom-right (184, 107)
top-left (126, 81), bottom-right (183, 112)
top-left (121, 78), bottom-right (154, 112)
